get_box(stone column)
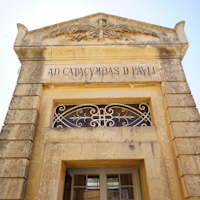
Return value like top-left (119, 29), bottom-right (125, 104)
top-left (0, 83), bottom-right (42, 200)
top-left (162, 81), bottom-right (200, 199)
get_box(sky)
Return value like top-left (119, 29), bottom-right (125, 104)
top-left (0, 0), bottom-right (200, 127)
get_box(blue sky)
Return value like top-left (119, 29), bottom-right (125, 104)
top-left (0, 0), bottom-right (200, 126)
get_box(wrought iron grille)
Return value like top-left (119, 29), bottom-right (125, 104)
top-left (52, 103), bottom-right (152, 128)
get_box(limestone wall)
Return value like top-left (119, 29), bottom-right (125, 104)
top-left (0, 13), bottom-right (199, 200)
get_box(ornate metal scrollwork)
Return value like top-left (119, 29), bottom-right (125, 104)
top-left (52, 103), bottom-right (152, 128)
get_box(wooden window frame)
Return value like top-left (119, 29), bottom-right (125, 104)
top-left (65, 167), bottom-right (143, 200)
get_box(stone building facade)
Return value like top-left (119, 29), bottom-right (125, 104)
top-left (0, 13), bottom-right (200, 200)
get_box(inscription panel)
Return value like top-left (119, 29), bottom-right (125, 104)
top-left (43, 64), bottom-right (159, 80)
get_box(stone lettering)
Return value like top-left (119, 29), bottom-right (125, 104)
top-left (141, 67), bottom-right (146, 76)
top-left (114, 67), bottom-right (119, 74)
top-left (54, 68), bottom-right (60, 75)
top-left (147, 67), bottom-right (150, 75)
top-left (137, 67), bottom-right (142, 75)
top-left (90, 68), bottom-right (95, 77)
top-left (44, 65), bottom-right (159, 79)
top-left (63, 68), bottom-right (69, 75)
top-left (48, 68), bottom-right (53, 76)
top-left (84, 68), bottom-right (89, 75)
top-left (95, 68), bottom-right (101, 75)
top-left (79, 68), bottom-right (84, 76)
top-left (69, 68), bottom-right (73, 75)
top-left (75, 68), bottom-right (80, 76)
top-left (152, 67), bottom-right (156, 74)
top-left (108, 67), bottom-right (113, 75)
top-left (123, 67), bottom-right (129, 74)
top-left (102, 67), bottom-right (107, 75)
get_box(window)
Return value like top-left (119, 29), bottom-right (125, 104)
top-left (63, 167), bottom-right (143, 200)
top-left (53, 103), bottom-right (152, 128)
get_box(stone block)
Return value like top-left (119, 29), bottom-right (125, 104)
top-left (173, 138), bottom-right (200, 156)
top-left (178, 155), bottom-right (200, 175)
top-left (17, 61), bottom-right (44, 84)
top-left (161, 82), bottom-right (190, 94)
top-left (24, 180), bottom-right (40, 200)
top-left (187, 199), bottom-right (200, 200)
top-left (9, 96), bottom-right (40, 111)
top-left (4, 110), bottom-right (38, 125)
top-left (0, 159), bottom-right (29, 178)
top-left (170, 122), bottom-right (200, 138)
top-left (14, 84), bottom-right (43, 97)
top-left (26, 161), bottom-right (43, 181)
top-left (14, 47), bottom-right (51, 60)
top-left (40, 160), bottom-right (60, 181)
top-left (43, 128), bottom-right (84, 143)
top-left (159, 60), bottom-right (186, 82)
top-left (182, 175), bottom-right (200, 198)
top-left (44, 141), bottom-right (161, 162)
top-left (0, 178), bottom-right (26, 199)
top-left (121, 126), bottom-right (157, 142)
top-left (84, 127), bottom-right (122, 143)
top-left (167, 107), bottom-right (200, 122)
top-left (31, 143), bottom-right (45, 161)
top-left (0, 125), bottom-right (35, 141)
top-left (0, 141), bottom-right (33, 159)
top-left (147, 178), bottom-right (170, 200)
top-left (164, 94), bottom-right (195, 107)
top-left (38, 180), bottom-right (59, 200)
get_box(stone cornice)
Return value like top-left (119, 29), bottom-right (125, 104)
top-left (14, 44), bottom-right (188, 61)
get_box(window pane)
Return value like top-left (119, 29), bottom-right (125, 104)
top-left (121, 187), bottom-right (134, 199)
top-left (87, 175), bottom-right (100, 186)
top-left (87, 187), bottom-right (100, 200)
top-left (107, 188), bottom-right (120, 200)
top-left (107, 175), bottom-right (119, 186)
top-left (120, 174), bottom-right (133, 185)
top-left (73, 188), bottom-right (86, 200)
top-left (74, 175), bottom-right (86, 186)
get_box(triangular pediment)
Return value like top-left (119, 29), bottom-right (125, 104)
top-left (15, 12), bottom-right (188, 47)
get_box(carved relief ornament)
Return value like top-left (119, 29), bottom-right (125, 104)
top-left (43, 19), bottom-right (158, 41)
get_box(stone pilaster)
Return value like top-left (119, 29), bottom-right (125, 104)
top-left (161, 81), bottom-right (200, 199)
top-left (0, 84), bottom-right (42, 200)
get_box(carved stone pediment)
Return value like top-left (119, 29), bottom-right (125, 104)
top-left (14, 12), bottom-right (188, 47)
top-left (43, 19), bottom-right (158, 41)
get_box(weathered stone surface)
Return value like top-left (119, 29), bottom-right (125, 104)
top-left (0, 178), bottom-right (26, 199)
top-left (24, 180), bottom-right (40, 200)
top-left (44, 141), bottom-right (161, 161)
top-left (9, 13), bottom-right (193, 200)
top-left (0, 141), bottom-right (33, 158)
top-left (14, 84), bottom-right (43, 97)
top-left (170, 122), bottom-right (200, 138)
top-left (0, 125), bottom-right (35, 141)
top-left (167, 107), bottom-right (200, 122)
top-left (161, 81), bottom-right (190, 94)
top-left (164, 94), bottom-right (195, 107)
top-left (182, 175), bottom-right (200, 197)
top-left (38, 180), bottom-right (59, 200)
top-left (17, 59), bottom-right (188, 84)
top-left (159, 60), bottom-right (186, 82)
top-left (187, 199), bottom-right (200, 200)
top-left (9, 96), bottom-right (40, 110)
top-left (17, 61), bottom-right (44, 84)
top-left (14, 47), bottom-right (51, 60)
top-left (4, 110), bottom-right (38, 125)
top-left (173, 138), bottom-right (200, 156)
top-left (178, 155), bottom-right (200, 175)
top-left (40, 160), bottom-right (60, 181)
top-left (0, 159), bottom-right (29, 178)
top-left (43, 126), bottom-right (157, 143)
top-left (147, 178), bottom-right (171, 200)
